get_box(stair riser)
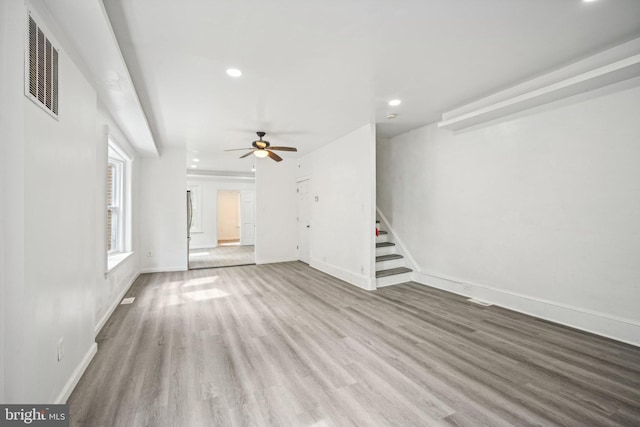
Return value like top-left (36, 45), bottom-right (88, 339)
top-left (376, 246), bottom-right (396, 256)
top-left (376, 234), bottom-right (389, 243)
top-left (376, 258), bottom-right (405, 271)
top-left (376, 271), bottom-right (413, 287)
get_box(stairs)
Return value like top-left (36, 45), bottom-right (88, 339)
top-left (375, 221), bottom-right (413, 287)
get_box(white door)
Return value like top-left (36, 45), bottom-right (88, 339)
top-left (240, 190), bottom-right (256, 245)
top-left (297, 179), bottom-right (311, 263)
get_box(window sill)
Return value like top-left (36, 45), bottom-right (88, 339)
top-left (106, 251), bottom-right (134, 276)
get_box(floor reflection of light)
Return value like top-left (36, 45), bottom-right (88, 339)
top-left (162, 294), bottom-right (183, 307)
top-left (182, 277), bottom-right (219, 288)
top-left (184, 288), bottom-right (229, 301)
top-left (189, 252), bottom-right (210, 257)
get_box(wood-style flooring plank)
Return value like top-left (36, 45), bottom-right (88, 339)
top-left (68, 261), bottom-right (640, 426)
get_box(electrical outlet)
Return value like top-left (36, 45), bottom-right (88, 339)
top-left (147, 250), bottom-right (153, 257)
top-left (57, 337), bottom-right (64, 362)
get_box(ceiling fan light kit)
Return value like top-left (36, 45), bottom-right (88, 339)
top-left (225, 131), bottom-right (297, 162)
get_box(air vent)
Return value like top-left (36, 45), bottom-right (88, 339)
top-left (26, 13), bottom-right (59, 118)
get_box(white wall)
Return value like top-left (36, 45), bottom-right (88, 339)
top-left (186, 176), bottom-right (255, 249)
top-left (255, 160), bottom-right (298, 264)
top-left (298, 124), bottom-right (377, 290)
top-left (139, 148), bottom-right (188, 272)
top-left (1, 2), bottom-right (144, 402)
top-left (0, 0), bottom-right (26, 403)
top-left (377, 84), bottom-right (640, 345)
top-left (0, 3), bottom-right (101, 403)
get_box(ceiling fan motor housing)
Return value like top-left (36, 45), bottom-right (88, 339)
top-left (253, 131), bottom-right (270, 149)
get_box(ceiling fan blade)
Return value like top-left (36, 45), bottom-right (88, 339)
top-left (268, 146), bottom-right (297, 152)
top-left (225, 148), bottom-right (253, 152)
top-left (240, 149), bottom-right (257, 159)
top-left (267, 150), bottom-right (283, 162)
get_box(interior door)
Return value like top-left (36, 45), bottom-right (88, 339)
top-left (240, 190), bottom-right (256, 245)
top-left (297, 179), bottom-right (311, 263)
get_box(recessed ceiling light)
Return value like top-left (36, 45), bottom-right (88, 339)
top-left (226, 68), bottom-right (242, 77)
top-left (190, 164), bottom-right (197, 168)
top-left (388, 99), bottom-right (401, 107)
top-left (193, 158), bottom-right (200, 162)
top-left (583, 0), bottom-right (598, 2)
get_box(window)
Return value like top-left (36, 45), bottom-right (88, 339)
top-left (107, 145), bottom-right (125, 253)
top-left (107, 139), bottom-right (132, 269)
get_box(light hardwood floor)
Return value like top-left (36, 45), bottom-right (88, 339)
top-left (188, 245), bottom-right (255, 269)
top-left (68, 262), bottom-right (640, 426)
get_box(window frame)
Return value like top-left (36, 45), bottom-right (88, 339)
top-left (107, 153), bottom-right (124, 254)
top-left (106, 137), bottom-right (132, 272)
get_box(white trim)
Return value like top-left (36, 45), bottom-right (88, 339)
top-left (189, 243), bottom-right (218, 250)
top-left (95, 272), bottom-right (140, 337)
top-left (106, 251), bottom-right (134, 275)
top-left (438, 38), bottom-right (640, 131)
top-left (108, 138), bottom-right (130, 254)
top-left (255, 257), bottom-right (296, 265)
top-left (414, 271), bottom-right (640, 347)
top-left (310, 258), bottom-right (375, 291)
top-left (139, 266), bottom-right (187, 273)
top-left (55, 342), bottom-right (97, 404)
top-left (376, 271), bottom-right (413, 288)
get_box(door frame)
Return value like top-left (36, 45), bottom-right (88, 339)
top-left (297, 178), bottom-right (311, 264)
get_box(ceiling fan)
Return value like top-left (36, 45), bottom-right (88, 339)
top-left (225, 131), bottom-right (297, 162)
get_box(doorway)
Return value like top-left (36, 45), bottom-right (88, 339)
top-left (188, 186), bottom-right (256, 270)
top-left (218, 190), bottom-right (241, 245)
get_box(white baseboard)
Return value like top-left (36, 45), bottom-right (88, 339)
top-left (139, 266), bottom-right (186, 273)
top-left (55, 342), bottom-right (97, 404)
top-left (189, 244), bottom-right (217, 250)
top-left (95, 272), bottom-right (140, 337)
top-left (255, 257), bottom-right (296, 265)
top-left (414, 271), bottom-right (640, 347)
top-left (310, 259), bottom-right (375, 291)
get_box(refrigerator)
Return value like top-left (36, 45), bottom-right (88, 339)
top-left (187, 190), bottom-right (193, 262)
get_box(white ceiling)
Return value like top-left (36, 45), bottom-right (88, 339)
top-left (101, 0), bottom-right (640, 171)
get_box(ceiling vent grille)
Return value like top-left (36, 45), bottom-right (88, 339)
top-left (26, 13), bottom-right (59, 118)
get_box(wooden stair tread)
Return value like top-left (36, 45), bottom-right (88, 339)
top-left (376, 267), bottom-right (412, 278)
top-left (376, 242), bottom-right (395, 248)
top-left (376, 254), bottom-right (403, 262)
